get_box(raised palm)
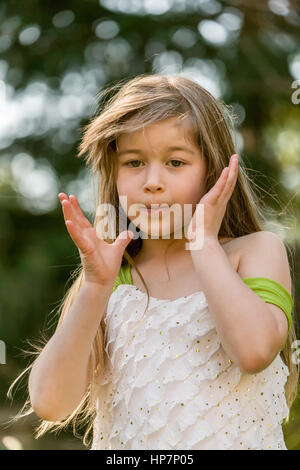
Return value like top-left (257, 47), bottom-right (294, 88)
top-left (58, 193), bottom-right (133, 286)
top-left (187, 154), bottom-right (239, 246)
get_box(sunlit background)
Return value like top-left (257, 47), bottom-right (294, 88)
top-left (0, 0), bottom-right (299, 450)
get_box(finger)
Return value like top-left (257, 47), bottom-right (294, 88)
top-left (65, 220), bottom-right (92, 253)
top-left (58, 194), bottom-right (70, 219)
top-left (61, 199), bottom-right (73, 222)
top-left (61, 198), bottom-right (86, 231)
top-left (58, 193), bottom-right (68, 202)
top-left (223, 155), bottom-right (239, 198)
top-left (208, 167), bottom-right (229, 204)
top-left (209, 154), bottom-right (238, 203)
top-left (69, 195), bottom-right (91, 229)
top-left (58, 193), bottom-right (70, 206)
top-left (113, 230), bottom-right (134, 251)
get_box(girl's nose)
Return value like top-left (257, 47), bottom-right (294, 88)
top-left (143, 182), bottom-right (164, 192)
top-left (143, 164), bottom-right (165, 192)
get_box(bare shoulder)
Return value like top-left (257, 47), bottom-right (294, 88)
top-left (219, 235), bottom-right (250, 260)
top-left (236, 230), bottom-right (291, 294)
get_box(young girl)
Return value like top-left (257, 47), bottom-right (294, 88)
top-left (8, 74), bottom-right (298, 450)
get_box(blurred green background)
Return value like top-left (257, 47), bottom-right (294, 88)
top-left (0, 0), bottom-right (299, 450)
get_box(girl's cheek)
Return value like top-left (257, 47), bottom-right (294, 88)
top-left (191, 170), bottom-right (206, 200)
top-left (181, 178), bottom-right (205, 205)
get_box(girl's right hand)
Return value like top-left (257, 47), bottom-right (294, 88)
top-left (58, 193), bottom-right (134, 286)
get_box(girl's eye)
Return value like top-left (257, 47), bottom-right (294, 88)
top-left (126, 160), bottom-right (142, 168)
top-left (169, 159), bottom-right (184, 167)
top-left (125, 159), bottom-right (185, 168)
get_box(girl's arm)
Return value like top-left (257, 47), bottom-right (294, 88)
top-left (29, 280), bottom-right (113, 422)
top-left (29, 193), bottom-right (132, 422)
top-left (191, 231), bottom-right (290, 374)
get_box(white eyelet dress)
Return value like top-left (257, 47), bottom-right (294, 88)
top-left (91, 284), bottom-right (290, 450)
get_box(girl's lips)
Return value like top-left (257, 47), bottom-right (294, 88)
top-left (145, 207), bottom-right (170, 213)
top-left (138, 203), bottom-right (171, 213)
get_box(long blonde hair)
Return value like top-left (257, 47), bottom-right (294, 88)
top-left (6, 73), bottom-right (299, 447)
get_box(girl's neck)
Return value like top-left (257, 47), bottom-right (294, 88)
top-left (134, 236), bottom-right (233, 265)
top-left (135, 236), bottom-right (188, 264)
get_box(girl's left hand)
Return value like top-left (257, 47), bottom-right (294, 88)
top-left (187, 154), bottom-right (239, 247)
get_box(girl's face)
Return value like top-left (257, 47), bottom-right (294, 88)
top-left (115, 116), bottom-right (207, 239)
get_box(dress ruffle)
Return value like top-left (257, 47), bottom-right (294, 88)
top-left (91, 285), bottom-right (290, 450)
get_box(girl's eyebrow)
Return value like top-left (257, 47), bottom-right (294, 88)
top-left (117, 146), bottom-right (196, 156)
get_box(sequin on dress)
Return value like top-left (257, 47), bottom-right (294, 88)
top-left (91, 284), bottom-right (290, 450)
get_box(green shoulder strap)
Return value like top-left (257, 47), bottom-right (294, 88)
top-left (242, 277), bottom-right (293, 351)
top-left (112, 266), bottom-right (293, 352)
top-left (112, 263), bottom-right (132, 292)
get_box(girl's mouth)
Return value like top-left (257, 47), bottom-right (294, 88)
top-left (138, 203), bottom-right (172, 215)
top-left (141, 203), bottom-right (171, 212)
top-left (146, 207), bottom-right (169, 213)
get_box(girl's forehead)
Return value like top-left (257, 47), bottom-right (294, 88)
top-left (116, 116), bottom-right (197, 149)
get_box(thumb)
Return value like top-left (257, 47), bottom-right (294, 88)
top-left (113, 230), bottom-right (134, 251)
